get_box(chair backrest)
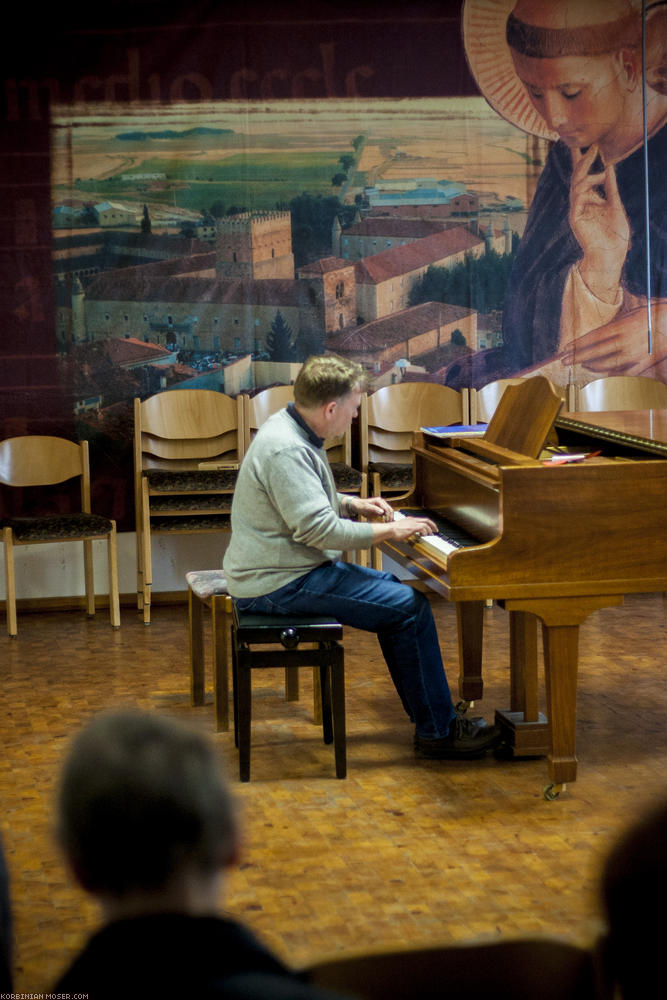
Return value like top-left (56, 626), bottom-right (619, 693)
top-left (471, 378), bottom-right (527, 423)
top-left (0, 436), bottom-right (90, 508)
top-left (244, 384), bottom-right (355, 470)
top-left (244, 385), bottom-right (294, 451)
top-left (135, 389), bottom-right (244, 472)
top-left (307, 936), bottom-right (599, 1000)
top-left (577, 375), bottom-right (667, 412)
top-left (360, 382), bottom-right (467, 470)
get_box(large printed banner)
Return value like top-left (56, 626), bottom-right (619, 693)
top-left (1, 0), bottom-right (665, 527)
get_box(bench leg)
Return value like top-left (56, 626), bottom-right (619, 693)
top-left (189, 589), bottom-right (205, 707)
top-left (211, 595), bottom-right (230, 732)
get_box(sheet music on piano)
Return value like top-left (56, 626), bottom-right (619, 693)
top-left (421, 423), bottom-right (488, 439)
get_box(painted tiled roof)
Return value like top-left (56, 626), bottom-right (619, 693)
top-left (354, 227), bottom-right (483, 285)
top-left (85, 267), bottom-right (300, 308)
top-left (297, 256), bottom-right (352, 275)
top-left (103, 338), bottom-right (172, 365)
top-left (327, 301), bottom-right (474, 353)
top-left (342, 219), bottom-right (447, 239)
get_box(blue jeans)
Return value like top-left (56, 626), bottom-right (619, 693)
top-left (235, 560), bottom-right (455, 739)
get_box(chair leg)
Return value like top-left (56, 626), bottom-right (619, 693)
top-left (140, 477), bottom-right (152, 624)
top-left (211, 594), bottom-right (230, 732)
top-left (136, 521), bottom-right (144, 612)
top-left (3, 528), bottom-right (17, 638)
top-left (83, 538), bottom-right (95, 618)
top-left (107, 523), bottom-right (121, 629)
top-left (189, 588), bottom-right (205, 707)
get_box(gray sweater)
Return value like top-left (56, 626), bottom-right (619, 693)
top-left (223, 408), bottom-right (374, 597)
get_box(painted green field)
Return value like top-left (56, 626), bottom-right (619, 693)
top-left (93, 150), bottom-right (347, 212)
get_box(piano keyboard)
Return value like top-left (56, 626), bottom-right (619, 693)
top-left (395, 508), bottom-right (479, 558)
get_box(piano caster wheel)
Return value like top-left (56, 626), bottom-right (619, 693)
top-left (543, 783), bottom-right (565, 801)
top-left (455, 699), bottom-right (470, 714)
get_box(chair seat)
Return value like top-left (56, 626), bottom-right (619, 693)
top-left (329, 462), bottom-right (364, 491)
top-left (368, 461), bottom-right (412, 490)
top-left (3, 513), bottom-right (114, 542)
top-left (151, 514), bottom-right (231, 531)
top-left (145, 468), bottom-right (238, 491)
top-left (149, 494), bottom-right (233, 513)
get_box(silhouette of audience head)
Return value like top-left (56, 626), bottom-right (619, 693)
top-left (600, 796), bottom-right (667, 999)
top-left (57, 709), bottom-right (239, 915)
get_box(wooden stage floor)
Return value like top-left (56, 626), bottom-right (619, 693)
top-left (1, 591), bottom-right (665, 991)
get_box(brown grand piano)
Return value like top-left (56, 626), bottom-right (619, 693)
top-left (379, 380), bottom-right (667, 798)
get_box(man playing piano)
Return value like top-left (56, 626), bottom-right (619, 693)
top-left (223, 355), bottom-right (501, 760)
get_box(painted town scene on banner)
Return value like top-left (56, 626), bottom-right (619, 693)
top-left (51, 96), bottom-right (538, 409)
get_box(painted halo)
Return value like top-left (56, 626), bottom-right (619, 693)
top-left (461, 0), bottom-right (646, 140)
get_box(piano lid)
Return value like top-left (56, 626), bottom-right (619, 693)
top-left (556, 409), bottom-right (667, 458)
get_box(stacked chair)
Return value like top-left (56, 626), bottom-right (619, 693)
top-left (134, 389), bottom-right (244, 624)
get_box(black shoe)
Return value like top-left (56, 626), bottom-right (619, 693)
top-left (414, 711), bottom-right (502, 760)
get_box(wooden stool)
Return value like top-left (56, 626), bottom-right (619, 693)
top-left (186, 571), bottom-right (320, 733)
top-left (186, 570), bottom-right (233, 731)
top-left (232, 606), bottom-right (346, 782)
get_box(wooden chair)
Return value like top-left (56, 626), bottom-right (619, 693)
top-left (576, 375), bottom-right (667, 412)
top-left (470, 377), bottom-right (527, 423)
top-left (360, 382), bottom-right (468, 502)
top-left (0, 435), bottom-right (120, 637)
top-left (244, 384), bottom-right (368, 563)
top-left (306, 936), bottom-right (602, 1000)
top-left (243, 383), bottom-right (294, 451)
top-left (470, 377), bottom-right (571, 424)
top-left (245, 384), bottom-right (366, 499)
top-left (359, 382), bottom-right (467, 567)
top-left (134, 389), bottom-right (245, 624)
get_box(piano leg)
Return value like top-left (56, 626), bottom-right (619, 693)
top-left (456, 600), bottom-right (485, 702)
top-left (541, 621), bottom-right (580, 787)
top-left (494, 611), bottom-right (551, 759)
top-left (501, 595), bottom-right (624, 792)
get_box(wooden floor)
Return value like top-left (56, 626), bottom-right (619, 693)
top-left (1, 590), bottom-right (665, 991)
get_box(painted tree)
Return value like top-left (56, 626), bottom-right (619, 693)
top-left (266, 310), bottom-right (296, 362)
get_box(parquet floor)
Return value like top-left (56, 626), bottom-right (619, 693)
top-left (1, 591), bottom-right (665, 992)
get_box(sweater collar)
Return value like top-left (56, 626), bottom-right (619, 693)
top-left (286, 402), bottom-right (324, 448)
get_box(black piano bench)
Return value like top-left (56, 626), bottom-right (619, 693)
top-left (231, 606), bottom-right (346, 782)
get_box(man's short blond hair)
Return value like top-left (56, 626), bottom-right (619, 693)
top-left (293, 355), bottom-right (367, 409)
